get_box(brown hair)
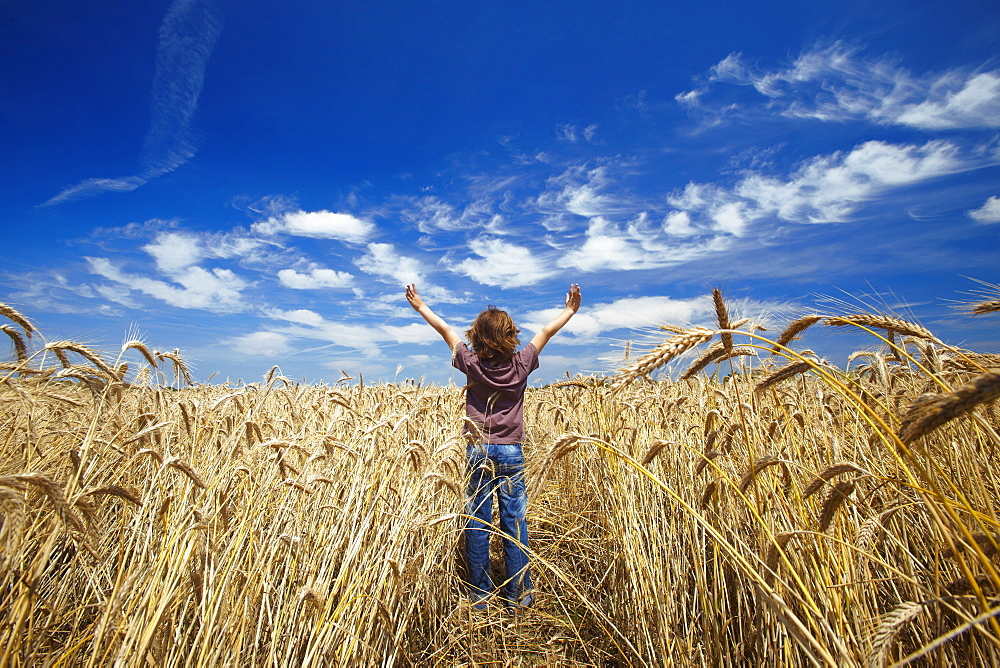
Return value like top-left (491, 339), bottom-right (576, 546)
top-left (466, 306), bottom-right (520, 365)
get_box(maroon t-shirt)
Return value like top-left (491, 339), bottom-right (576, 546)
top-left (452, 342), bottom-right (539, 444)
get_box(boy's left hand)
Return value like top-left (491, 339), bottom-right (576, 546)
top-left (565, 284), bottom-right (581, 313)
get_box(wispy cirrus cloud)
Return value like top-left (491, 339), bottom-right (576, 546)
top-left (556, 123), bottom-right (599, 143)
top-left (531, 163), bottom-right (625, 222)
top-left (231, 306), bottom-right (443, 358)
top-left (398, 195), bottom-right (507, 236)
top-left (43, 0), bottom-right (223, 206)
top-left (677, 42), bottom-right (1000, 131)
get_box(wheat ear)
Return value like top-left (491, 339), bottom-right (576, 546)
top-left (45, 341), bottom-right (116, 376)
top-left (166, 457), bottom-right (207, 489)
top-left (738, 455), bottom-right (789, 493)
top-left (763, 531), bottom-right (805, 586)
top-left (84, 485), bottom-right (144, 507)
top-left (122, 339), bottom-right (159, 368)
top-left (712, 288), bottom-right (733, 352)
top-left (818, 480), bottom-right (855, 531)
top-left (971, 300), bottom-right (1000, 314)
top-left (755, 361), bottom-right (812, 393)
top-left (803, 462), bottom-right (866, 498)
top-left (640, 440), bottom-right (672, 466)
top-left (681, 343), bottom-right (725, 380)
top-left (0, 302), bottom-right (36, 337)
top-left (869, 601), bottom-right (924, 667)
top-left (772, 315), bottom-right (823, 352)
top-left (611, 327), bottom-right (715, 392)
top-left (0, 325), bottom-right (29, 362)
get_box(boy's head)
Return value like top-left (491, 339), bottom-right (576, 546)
top-left (467, 306), bottom-right (519, 364)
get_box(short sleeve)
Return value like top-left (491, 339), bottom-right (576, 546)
top-left (519, 343), bottom-right (540, 374)
top-left (452, 342), bottom-right (473, 374)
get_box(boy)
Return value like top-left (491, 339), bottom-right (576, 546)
top-left (405, 283), bottom-right (581, 608)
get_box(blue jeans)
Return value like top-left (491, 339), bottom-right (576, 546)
top-left (465, 442), bottom-right (533, 606)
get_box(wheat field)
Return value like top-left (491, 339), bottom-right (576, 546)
top-left (1, 290), bottom-right (999, 666)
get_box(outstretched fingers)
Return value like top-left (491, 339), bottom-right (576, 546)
top-left (405, 283), bottom-right (424, 310)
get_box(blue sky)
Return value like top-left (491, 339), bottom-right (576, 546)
top-left (2, 0), bottom-right (998, 385)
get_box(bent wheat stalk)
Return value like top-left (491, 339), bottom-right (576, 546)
top-left (825, 314), bottom-right (937, 342)
top-left (897, 372), bottom-right (1000, 444)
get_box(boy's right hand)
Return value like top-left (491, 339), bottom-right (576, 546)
top-left (405, 283), bottom-right (425, 311)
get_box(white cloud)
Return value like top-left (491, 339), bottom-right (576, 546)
top-left (896, 72), bottom-right (1000, 130)
top-left (664, 210), bottom-right (699, 237)
top-left (43, 177), bottom-right (148, 206)
top-left (246, 308), bottom-right (444, 361)
top-left (231, 331), bottom-right (291, 356)
top-left (734, 140), bottom-right (963, 223)
top-left (454, 237), bottom-right (554, 288)
top-left (254, 209), bottom-right (375, 243)
top-left (86, 257), bottom-right (248, 311)
top-left (355, 243), bottom-right (424, 284)
top-left (667, 140), bottom-right (965, 233)
top-left (710, 202), bottom-right (750, 236)
top-left (143, 232), bottom-right (204, 273)
top-left (556, 124), bottom-right (580, 142)
top-left (258, 309), bottom-right (382, 356)
top-left (277, 266), bottom-right (354, 289)
top-left (400, 194), bottom-right (510, 236)
top-left (562, 215), bottom-right (733, 272)
top-left (968, 196), bottom-right (1000, 223)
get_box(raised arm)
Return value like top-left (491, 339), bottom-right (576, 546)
top-left (405, 283), bottom-right (462, 351)
top-left (530, 284), bottom-right (581, 354)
